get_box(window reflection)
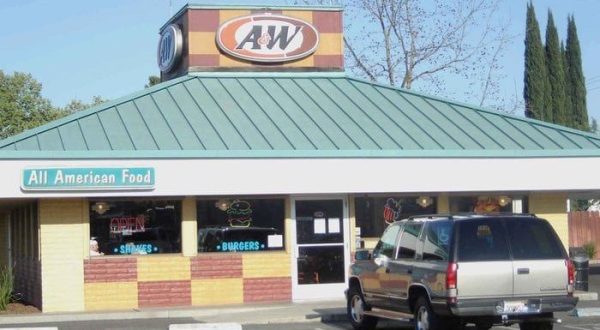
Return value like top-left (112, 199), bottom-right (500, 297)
top-left (89, 200), bottom-right (181, 256)
top-left (196, 198), bottom-right (285, 253)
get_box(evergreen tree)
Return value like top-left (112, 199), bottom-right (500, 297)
top-left (561, 41), bottom-right (572, 126)
top-left (566, 15), bottom-right (589, 131)
top-left (524, 2), bottom-right (550, 121)
top-left (545, 10), bottom-right (567, 125)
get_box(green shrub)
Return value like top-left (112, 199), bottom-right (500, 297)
top-left (0, 265), bottom-right (14, 311)
top-left (583, 242), bottom-right (597, 260)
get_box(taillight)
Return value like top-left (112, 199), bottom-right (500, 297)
top-left (446, 262), bottom-right (458, 289)
top-left (566, 259), bottom-right (574, 295)
top-left (446, 262), bottom-right (458, 303)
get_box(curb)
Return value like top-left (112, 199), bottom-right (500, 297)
top-left (572, 307), bottom-right (600, 317)
top-left (321, 312), bottom-right (347, 323)
top-left (574, 291), bottom-right (599, 301)
top-left (169, 324), bottom-right (242, 330)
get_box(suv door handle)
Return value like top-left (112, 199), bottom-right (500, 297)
top-left (407, 269), bottom-right (413, 274)
top-left (517, 268), bottom-right (530, 274)
top-left (385, 267), bottom-right (391, 273)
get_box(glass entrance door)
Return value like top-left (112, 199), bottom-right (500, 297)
top-left (292, 197), bottom-right (349, 301)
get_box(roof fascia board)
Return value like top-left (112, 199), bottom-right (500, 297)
top-left (1, 149), bottom-right (600, 160)
top-left (0, 75), bottom-right (195, 148)
top-left (188, 71), bottom-right (347, 78)
top-left (187, 3), bottom-right (342, 11)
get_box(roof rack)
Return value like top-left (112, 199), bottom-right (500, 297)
top-left (406, 212), bottom-right (537, 221)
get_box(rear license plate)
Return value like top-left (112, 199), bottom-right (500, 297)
top-left (499, 300), bottom-right (540, 314)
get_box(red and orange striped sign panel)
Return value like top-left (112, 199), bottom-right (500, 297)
top-left (163, 7), bottom-right (343, 78)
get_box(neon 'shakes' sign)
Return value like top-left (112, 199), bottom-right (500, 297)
top-left (216, 14), bottom-right (320, 63)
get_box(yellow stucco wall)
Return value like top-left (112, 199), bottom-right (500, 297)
top-left (84, 282), bottom-right (138, 311)
top-left (192, 278), bottom-right (243, 306)
top-left (137, 256), bottom-right (191, 282)
top-left (181, 197), bottom-right (198, 257)
top-left (39, 199), bottom-right (87, 312)
top-left (0, 214), bottom-right (8, 268)
top-left (529, 193), bottom-right (569, 250)
top-left (243, 252), bottom-right (291, 278)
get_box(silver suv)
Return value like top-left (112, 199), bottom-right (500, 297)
top-left (346, 214), bottom-right (578, 330)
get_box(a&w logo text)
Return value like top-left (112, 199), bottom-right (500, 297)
top-left (217, 14), bottom-right (319, 63)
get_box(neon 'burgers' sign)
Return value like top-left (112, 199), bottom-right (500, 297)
top-left (216, 14), bottom-right (319, 63)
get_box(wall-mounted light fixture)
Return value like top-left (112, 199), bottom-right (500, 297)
top-left (91, 202), bottom-right (110, 215)
top-left (416, 196), bottom-right (433, 208)
top-left (215, 199), bottom-right (231, 211)
top-left (498, 196), bottom-right (512, 207)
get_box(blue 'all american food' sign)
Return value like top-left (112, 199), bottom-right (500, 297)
top-left (21, 167), bottom-right (155, 191)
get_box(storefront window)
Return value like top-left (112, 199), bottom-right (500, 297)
top-left (449, 196), bottom-right (528, 213)
top-left (196, 198), bottom-right (285, 253)
top-left (89, 200), bottom-right (182, 256)
top-left (355, 196), bottom-right (437, 237)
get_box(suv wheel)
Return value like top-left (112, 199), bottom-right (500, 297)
top-left (415, 296), bottom-right (444, 330)
top-left (519, 322), bottom-right (553, 330)
top-left (347, 286), bottom-right (378, 330)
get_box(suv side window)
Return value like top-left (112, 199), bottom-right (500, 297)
top-left (457, 219), bottom-right (510, 262)
top-left (397, 223), bottom-right (422, 259)
top-left (374, 223), bottom-right (401, 259)
top-left (423, 220), bottom-right (452, 261)
top-left (506, 219), bottom-right (565, 260)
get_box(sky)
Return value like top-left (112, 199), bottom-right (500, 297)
top-left (1, 0), bottom-right (600, 122)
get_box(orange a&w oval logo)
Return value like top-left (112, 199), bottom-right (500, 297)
top-left (216, 14), bottom-right (320, 63)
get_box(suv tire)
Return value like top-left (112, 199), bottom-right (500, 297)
top-left (347, 286), bottom-right (378, 330)
top-left (415, 296), bottom-right (445, 330)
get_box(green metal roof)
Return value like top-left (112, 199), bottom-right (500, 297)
top-left (1, 72), bottom-right (600, 158)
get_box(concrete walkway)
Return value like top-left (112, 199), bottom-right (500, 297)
top-left (0, 300), bottom-right (347, 326)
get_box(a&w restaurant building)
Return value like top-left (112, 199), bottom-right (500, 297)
top-left (1, 3), bottom-right (600, 312)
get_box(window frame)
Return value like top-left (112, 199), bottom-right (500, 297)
top-left (196, 196), bottom-right (286, 253)
top-left (89, 199), bottom-right (183, 256)
top-left (373, 222), bottom-right (402, 259)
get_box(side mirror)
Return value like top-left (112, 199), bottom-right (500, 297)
top-left (354, 249), bottom-right (371, 261)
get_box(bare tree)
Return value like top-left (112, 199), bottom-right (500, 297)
top-left (300, 0), bottom-right (513, 109)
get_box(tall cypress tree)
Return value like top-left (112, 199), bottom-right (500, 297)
top-left (566, 15), bottom-right (589, 131)
top-left (524, 2), bottom-right (549, 121)
top-left (545, 10), bottom-right (567, 125)
top-left (561, 41), bottom-right (572, 127)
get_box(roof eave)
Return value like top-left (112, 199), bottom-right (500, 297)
top-left (2, 149), bottom-right (600, 160)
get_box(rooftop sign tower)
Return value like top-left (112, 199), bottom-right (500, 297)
top-left (157, 4), bottom-right (344, 81)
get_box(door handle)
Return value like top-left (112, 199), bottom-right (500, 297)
top-left (407, 269), bottom-right (413, 275)
top-left (385, 267), bottom-right (391, 273)
top-left (517, 268), bottom-right (530, 274)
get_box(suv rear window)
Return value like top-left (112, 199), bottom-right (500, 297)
top-left (506, 219), bottom-right (564, 260)
top-left (457, 219), bottom-right (510, 261)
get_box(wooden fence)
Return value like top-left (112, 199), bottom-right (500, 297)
top-left (568, 211), bottom-right (600, 259)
